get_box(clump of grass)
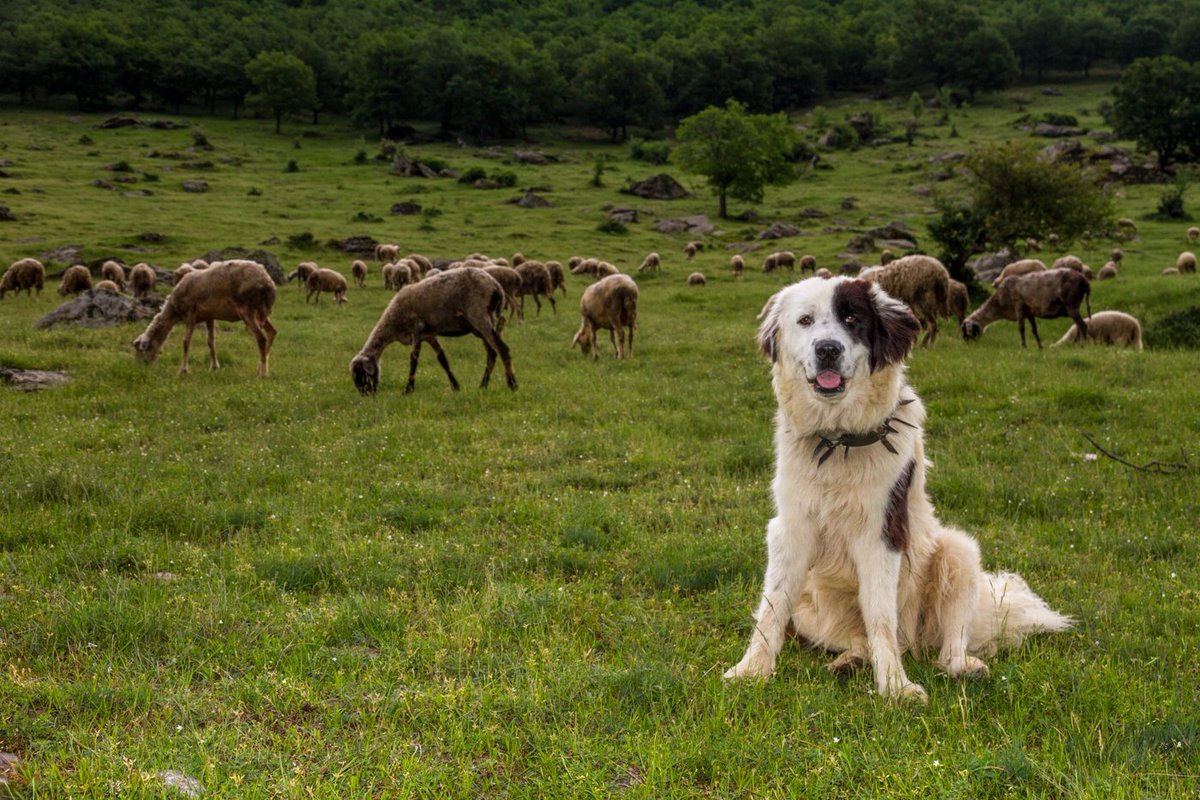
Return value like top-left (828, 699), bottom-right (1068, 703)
top-left (1144, 306), bottom-right (1200, 348)
top-left (287, 231), bottom-right (317, 248)
top-left (596, 219), bottom-right (627, 235)
top-left (284, 159), bottom-right (299, 173)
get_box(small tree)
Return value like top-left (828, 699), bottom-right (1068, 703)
top-left (1112, 56), bottom-right (1200, 169)
top-left (673, 99), bottom-right (798, 219)
top-left (245, 51), bottom-right (316, 134)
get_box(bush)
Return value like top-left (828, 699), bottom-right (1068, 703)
top-left (1144, 306), bottom-right (1200, 349)
top-left (458, 167), bottom-right (487, 184)
top-left (596, 219), bottom-right (628, 235)
top-left (287, 231), bottom-right (317, 249)
top-left (191, 131), bottom-right (212, 149)
top-left (285, 159), bottom-right (299, 173)
top-left (629, 138), bottom-right (671, 165)
top-left (353, 150), bottom-right (368, 165)
top-left (821, 123), bottom-right (858, 150)
top-left (491, 170), bottom-right (517, 188)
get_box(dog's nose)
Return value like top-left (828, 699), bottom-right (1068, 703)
top-left (814, 339), bottom-right (843, 363)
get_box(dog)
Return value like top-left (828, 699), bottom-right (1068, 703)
top-left (725, 277), bottom-right (1071, 702)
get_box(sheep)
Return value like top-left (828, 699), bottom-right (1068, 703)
top-left (961, 268), bottom-right (1091, 349)
top-left (130, 263), bottom-right (157, 298)
top-left (1116, 217), bottom-right (1137, 235)
top-left (132, 260), bottom-right (277, 378)
top-left (375, 243), bottom-right (400, 263)
top-left (1098, 262), bottom-right (1118, 280)
top-left (567, 256), bottom-right (583, 273)
top-left (862, 254), bottom-right (951, 347)
top-left (569, 257), bottom-right (595, 275)
top-left (684, 243), bottom-right (698, 261)
top-left (1025, 237), bottom-right (1040, 253)
top-left (101, 260), bottom-right (126, 291)
top-left (1052, 310), bottom-right (1142, 350)
top-left (515, 261), bottom-right (557, 315)
top-left (425, 267), bottom-right (443, 277)
top-left (856, 266), bottom-right (884, 282)
top-left (799, 254), bottom-right (818, 273)
top-left (572, 274), bottom-right (638, 360)
top-left (762, 251), bottom-right (795, 273)
top-left (306, 268), bottom-right (348, 305)
top-left (994, 258), bottom-right (1047, 286)
top-left (815, 268), bottom-right (834, 279)
top-left (688, 240), bottom-right (704, 253)
top-left (383, 261), bottom-right (415, 291)
top-left (946, 279), bottom-right (971, 325)
top-left (545, 261), bottom-right (567, 297)
top-left (594, 262), bottom-right (619, 278)
top-left (190, 259), bottom-right (210, 270)
top-left (1163, 267), bottom-right (1181, 275)
top-left (482, 264), bottom-right (524, 323)
top-left (404, 253), bottom-right (432, 277)
top-left (511, 252), bottom-right (527, 267)
top-left (1051, 255), bottom-right (1085, 273)
top-left (287, 261), bottom-right (319, 288)
top-left (0, 258), bottom-right (46, 298)
top-left (687, 272), bottom-right (706, 286)
top-left (1188, 226), bottom-right (1200, 243)
top-left (173, 264), bottom-right (196, 286)
top-left (57, 264), bottom-right (93, 296)
top-left (731, 254), bottom-right (745, 279)
top-left (351, 260), bottom-right (368, 288)
top-left (638, 252), bottom-right (661, 274)
top-left (1081, 265), bottom-right (1095, 281)
top-left (93, 280), bottom-right (121, 293)
top-left (350, 268), bottom-right (516, 394)
top-left (1176, 251), bottom-right (1197, 273)
top-left (1110, 248), bottom-right (1124, 263)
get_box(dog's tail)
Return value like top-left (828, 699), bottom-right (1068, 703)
top-left (970, 571), bottom-right (1073, 655)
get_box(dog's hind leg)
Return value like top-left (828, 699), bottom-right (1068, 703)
top-left (788, 591), bottom-right (869, 674)
top-left (927, 528), bottom-right (990, 679)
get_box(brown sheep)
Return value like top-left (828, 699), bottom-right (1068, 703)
top-left (1052, 255), bottom-right (1085, 273)
top-left (375, 243), bottom-right (400, 263)
top-left (962, 268), bottom-right (1091, 349)
top-left (1177, 251), bottom-right (1197, 273)
top-left (512, 252), bottom-right (527, 267)
top-left (1188, 226), bottom-right (1200, 243)
top-left (593, 262), bottom-right (619, 278)
top-left (946, 279), bottom-right (971, 325)
top-left (762, 251), bottom-right (796, 273)
top-left (93, 280), bottom-right (121, 293)
top-left (287, 261), bottom-right (319, 288)
top-left (1, 258), bottom-right (46, 298)
top-left (545, 261), bottom-right (567, 297)
top-left (1052, 310), bottom-right (1142, 350)
top-left (101, 260), bottom-right (126, 291)
top-left (799, 254), bottom-right (817, 273)
top-left (306, 268), bottom-right (348, 305)
top-left (1163, 267), bottom-right (1181, 276)
top-left (57, 264), bottom-right (92, 296)
top-left (132, 260), bottom-right (277, 377)
top-left (130, 263), bottom-right (158, 298)
top-left (1097, 262), bottom-right (1118, 280)
top-left (572, 274), bottom-right (638, 360)
top-left (862, 255), bottom-right (951, 347)
top-left (684, 242), bottom-right (698, 260)
top-left (687, 272), bottom-right (706, 286)
top-left (383, 262), bottom-right (415, 291)
top-left (638, 252), bottom-right (661, 274)
top-left (404, 253), bottom-right (432, 277)
top-left (1110, 248), bottom-right (1124, 263)
top-left (515, 261), bottom-right (557, 315)
top-left (815, 268), bottom-right (834, 279)
top-left (731, 254), bottom-right (745, 279)
top-left (351, 260), bottom-right (368, 289)
top-left (482, 265), bottom-right (524, 323)
top-left (173, 264), bottom-right (196, 286)
top-left (350, 268), bottom-right (516, 394)
top-left (994, 258), bottom-right (1047, 286)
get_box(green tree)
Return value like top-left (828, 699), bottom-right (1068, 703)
top-left (1112, 56), bottom-right (1200, 169)
top-left (245, 51), bottom-right (316, 134)
top-left (347, 32), bottom-right (417, 136)
top-left (672, 99), bottom-right (798, 219)
top-left (576, 44), bottom-right (664, 143)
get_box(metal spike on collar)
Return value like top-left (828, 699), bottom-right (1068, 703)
top-left (812, 396), bottom-right (916, 468)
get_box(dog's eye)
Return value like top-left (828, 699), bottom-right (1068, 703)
top-left (798, 315), bottom-right (813, 327)
top-left (844, 313), bottom-right (858, 325)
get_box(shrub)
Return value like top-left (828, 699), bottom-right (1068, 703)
top-left (596, 219), bottom-right (628, 235)
top-left (287, 231), bottom-right (317, 249)
top-left (285, 159), bottom-right (299, 173)
top-left (458, 167), bottom-right (487, 184)
top-left (491, 170), bottom-right (518, 188)
top-left (353, 150), bottom-right (368, 165)
top-left (1144, 306), bottom-right (1200, 349)
top-left (629, 138), bottom-right (671, 165)
top-left (248, 186), bottom-right (262, 196)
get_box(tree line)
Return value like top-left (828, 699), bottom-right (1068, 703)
top-left (1, 0), bottom-right (1198, 138)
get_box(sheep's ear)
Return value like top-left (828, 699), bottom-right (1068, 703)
top-left (756, 293), bottom-right (782, 363)
top-left (868, 283), bottom-right (920, 371)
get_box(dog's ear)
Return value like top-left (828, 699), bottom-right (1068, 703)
top-left (756, 293), bottom-right (782, 362)
top-left (868, 283), bottom-right (920, 371)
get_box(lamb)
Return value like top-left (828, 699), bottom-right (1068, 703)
top-left (1025, 237), bottom-right (1040, 253)
top-left (351, 260), bottom-right (368, 288)
top-left (132, 259), bottom-right (277, 378)
top-left (93, 280), bottom-right (121, 293)
top-left (799, 254), bottom-right (817, 273)
top-left (572, 274), bottom-right (638, 360)
top-left (946, 279), bottom-right (971, 325)
top-left (687, 272), bottom-right (706, 286)
top-left (1098, 262), bottom-right (1118, 280)
top-left (1110, 248), bottom-right (1124, 263)
top-left (638, 252), bottom-right (661, 274)
top-left (961, 268), bottom-right (1091, 349)
top-left (350, 268), bottom-right (516, 394)
top-left (101, 260), bottom-right (126, 291)
top-left (684, 242), bottom-right (698, 260)
top-left (375, 243), bottom-right (400, 263)
top-left (482, 264), bottom-right (524, 323)
top-left (1, 257), bottom-right (45, 299)
top-left (862, 254), bottom-right (952, 347)
top-left (1052, 310), bottom-right (1142, 350)
top-left (1051, 255), bottom-right (1085, 273)
top-left (1176, 251), bottom-right (1197, 273)
top-left (511, 252), bottom-right (527, 267)
top-left (287, 261), bottom-right (319, 288)
top-left (762, 251), bottom-right (796, 273)
top-left (404, 253), bottom-right (432, 277)
top-left (129, 263), bottom-right (157, 298)
top-left (545, 261), bottom-right (567, 297)
top-left (515, 261), bottom-right (557, 315)
top-left (173, 264), bottom-right (196, 286)
top-left (57, 264), bottom-right (92, 296)
top-left (1188, 226), bottom-right (1199, 243)
top-left (994, 258), bottom-right (1047, 286)
top-left (731, 254), bottom-right (745, 279)
top-left (306, 268), bottom-right (348, 305)
top-left (1163, 267), bottom-right (1181, 275)
top-left (814, 268), bottom-right (834, 279)
top-left (594, 262), bottom-right (619, 278)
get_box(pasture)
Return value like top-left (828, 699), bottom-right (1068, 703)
top-left (0, 82), bottom-right (1198, 797)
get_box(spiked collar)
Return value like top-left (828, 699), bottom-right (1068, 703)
top-left (812, 397), bottom-right (917, 467)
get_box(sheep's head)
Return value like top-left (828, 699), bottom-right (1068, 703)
top-left (132, 332), bottom-right (164, 363)
top-left (961, 320), bottom-right (983, 340)
top-left (351, 353), bottom-right (380, 394)
top-left (571, 326), bottom-right (593, 356)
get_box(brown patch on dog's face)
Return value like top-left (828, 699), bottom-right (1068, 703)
top-left (832, 280), bottom-right (919, 372)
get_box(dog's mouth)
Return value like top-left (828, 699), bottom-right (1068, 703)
top-left (811, 369), bottom-right (845, 396)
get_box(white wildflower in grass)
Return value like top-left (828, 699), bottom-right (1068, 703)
top-left (1084, 453), bottom-right (1098, 461)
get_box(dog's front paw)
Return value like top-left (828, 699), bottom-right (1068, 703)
top-left (723, 651), bottom-right (775, 681)
top-left (943, 655), bottom-right (990, 679)
top-left (880, 681), bottom-right (928, 704)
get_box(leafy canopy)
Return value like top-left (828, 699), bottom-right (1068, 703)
top-left (1112, 56), bottom-right (1200, 169)
top-left (245, 50), bottom-right (316, 134)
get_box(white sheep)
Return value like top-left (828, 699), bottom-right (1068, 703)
top-left (862, 254), bottom-right (952, 347)
top-left (638, 252), bottom-right (661, 274)
top-left (101, 260), bottom-right (126, 291)
top-left (93, 279), bottom-right (121, 293)
top-left (1176, 252), bottom-right (1197, 273)
top-left (287, 261), bottom-right (319, 288)
top-left (1052, 310), bottom-right (1142, 350)
top-left (994, 258), bottom-right (1047, 286)
top-left (799, 254), bottom-right (817, 273)
top-left (1051, 255), bottom-right (1085, 273)
top-left (1188, 226), bottom-right (1199, 243)
top-left (730, 254), bottom-right (745, 278)
top-left (375, 243), bottom-right (400, 263)
top-left (130, 263), bottom-right (157, 298)
top-left (687, 272), bottom-right (706, 286)
top-left (1098, 262), bottom-right (1118, 280)
top-left (572, 274), bottom-right (638, 360)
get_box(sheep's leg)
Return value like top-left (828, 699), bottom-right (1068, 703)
top-left (405, 339), bottom-right (423, 393)
top-left (532, 294), bottom-right (542, 316)
top-left (627, 320), bottom-right (635, 358)
top-left (205, 319), bottom-right (219, 371)
top-left (1070, 309), bottom-right (1088, 342)
top-left (180, 320), bottom-right (196, 374)
top-left (474, 322), bottom-right (517, 390)
top-left (478, 338), bottom-right (498, 389)
top-left (427, 337), bottom-right (460, 391)
top-left (1028, 316), bottom-right (1043, 349)
top-left (547, 293), bottom-right (556, 314)
top-left (1017, 315), bottom-right (1028, 348)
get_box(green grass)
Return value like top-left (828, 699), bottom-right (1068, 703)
top-left (0, 84), bottom-right (1198, 797)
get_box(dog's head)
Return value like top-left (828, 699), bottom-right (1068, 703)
top-left (757, 277), bottom-right (920, 402)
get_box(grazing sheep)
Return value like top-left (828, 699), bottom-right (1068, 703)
top-left (572, 274), bottom-right (638, 360)
top-left (482, 264), bottom-right (525, 323)
top-left (856, 266), bottom-right (884, 282)
top-left (594, 262), bottom-right (620, 278)
top-left (1163, 267), bottom-right (1181, 275)
top-left (1051, 255), bottom-right (1085, 273)
top-left (132, 259), bottom-right (277, 377)
top-left (687, 272), bottom-right (706, 286)
top-left (684, 242), bottom-right (698, 260)
top-left (511, 252), bottom-right (527, 267)
top-left (350, 268), bottom-right (516, 394)
top-left (57, 264), bottom-right (92, 296)
top-left (351, 260), bottom-right (368, 288)
top-left (1116, 217), bottom-right (1137, 235)
top-left (860, 254), bottom-right (951, 347)
top-left (306, 268), bottom-right (348, 305)
top-left (1081, 265), bottom-right (1095, 281)
top-left (962, 268), bottom-right (1091, 349)
top-left (799, 254), bottom-right (818, 273)
top-left (190, 259), bottom-right (210, 270)
top-left (1110, 248), bottom-right (1124, 263)
top-left (1177, 251), bottom-right (1197, 273)
top-left (404, 253), bottom-right (432, 278)
top-left (93, 280), bottom-right (121, 293)
top-left (1, 258), bottom-right (46, 298)
top-left (383, 261), bottom-right (415, 291)
top-left (1188, 226), bottom-right (1200, 243)
top-left (688, 240), bottom-right (704, 253)
top-left (946, 279), bottom-right (971, 325)
top-left (566, 256), bottom-right (583, 273)
top-left (726, 254), bottom-right (744, 279)
top-left (130, 263), bottom-right (157, 298)
top-left (173, 264), bottom-right (196, 286)
top-left (1098, 262), bottom-right (1118, 280)
top-left (515, 261), bottom-right (557, 315)
top-left (375, 243), bottom-right (400, 263)
top-left (545, 261), bottom-right (567, 297)
top-left (569, 257), bottom-right (595, 276)
top-left (287, 261), bottom-right (319, 288)
top-left (994, 258), bottom-right (1047, 286)
top-left (815, 268), bottom-right (834, 279)
top-left (1025, 237), bottom-right (1040, 253)
top-left (638, 252), bottom-right (661, 274)
top-left (1052, 310), bottom-right (1142, 350)
top-left (425, 267), bottom-right (443, 277)
top-left (762, 251), bottom-right (796, 273)
top-left (101, 260), bottom-right (126, 291)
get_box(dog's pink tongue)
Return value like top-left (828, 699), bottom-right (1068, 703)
top-left (816, 370), bottom-right (843, 390)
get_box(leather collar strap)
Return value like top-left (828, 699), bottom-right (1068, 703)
top-left (813, 398), bottom-right (917, 467)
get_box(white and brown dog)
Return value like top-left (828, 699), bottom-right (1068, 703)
top-left (725, 277), bottom-right (1071, 702)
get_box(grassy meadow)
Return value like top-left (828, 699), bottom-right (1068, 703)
top-left (0, 82), bottom-right (1198, 797)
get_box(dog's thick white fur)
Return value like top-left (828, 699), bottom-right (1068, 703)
top-left (725, 277), bottom-right (1071, 702)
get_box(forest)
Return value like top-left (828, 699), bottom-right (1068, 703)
top-left (2, 0), bottom-right (1199, 138)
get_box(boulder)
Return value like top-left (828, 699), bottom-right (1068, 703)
top-left (391, 152), bottom-right (441, 179)
top-left (513, 150), bottom-right (548, 165)
top-left (325, 236), bottom-right (378, 259)
top-left (758, 222), bottom-right (802, 240)
top-left (608, 207), bottom-right (638, 224)
top-left (390, 201), bottom-right (422, 216)
top-left (509, 191), bottom-right (551, 208)
top-left (1033, 123), bottom-right (1084, 138)
top-left (0, 368), bottom-right (70, 391)
top-left (847, 112), bottom-right (875, 141)
top-left (0, 205), bottom-right (15, 222)
top-left (41, 244), bottom-right (84, 263)
top-left (94, 116), bottom-right (141, 129)
top-left (968, 249), bottom-right (1017, 283)
top-left (1039, 139), bottom-right (1085, 163)
top-left (844, 234), bottom-right (876, 254)
top-left (866, 222), bottom-right (916, 244)
top-left (625, 173), bottom-right (690, 200)
top-left (182, 179), bottom-right (208, 193)
top-left (36, 290), bottom-right (164, 329)
top-left (652, 214), bottom-right (713, 235)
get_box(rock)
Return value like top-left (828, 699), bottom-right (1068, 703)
top-left (1039, 139), bottom-right (1085, 163)
top-left (878, 238), bottom-right (918, 251)
top-left (1033, 123), bottom-right (1083, 138)
top-left (391, 152), bottom-right (441, 179)
top-left (801, 208), bottom-right (828, 218)
top-left (0, 368), bottom-right (70, 391)
top-left (758, 222), bottom-right (802, 240)
top-left (41, 244), bottom-right (84, 263)
top-left (844, 234), bottom-right (876, 254)
top-left (651, 214), bottom-right (713, 235)
top-left (93, 179), bottom-right (114, 190)
top-left (182, 179), bottom-right (208, 193)
top-left (157, 769), bottom-right (203, 798)
top-left (122, 190), bottom-right (154, 197)
top-left (138, 232), bottom-right (166, 243)
top-left (146, 120), bottom-right (187, 130)
top-left (390, 201), bottom-right (422, 216)
top-left (0, 160), bottom-right (13, 167)
top-left (865, 222), bottom-right (915, 243)
top-left (624, 173), bottom-right (690, 200)
top-left (509, 191), bottom-right (551, 208)
top-left (0, 752), bottom-right (19, 784)
top-left (928, 151), bottom-right (967, 164)
top-left (0, 205), bottom-right (15, 222)
top-left (1041, 87), bottom-right (1063, 96)
top-left (608, 207), bottom-right (638, 224)
top-left (912, 184), bottom-right (932, 197)
top-left (968, 249), bottom-right (1017, 283)
top-left (847, 112), bottom-right (874, 141)
top-left (94, 116), bottom-right (141, 129)
top-left (1090, 130), bottom-right (1116, 143)
top-left (260, 236), bottom-right (280, 246)
top-left (840, 197), bottom-right (857, 210)
top-left (36, 290), bottom-right (164, 329)
top-left (324, 236), bottom-right (378, 259)
top-left (198, 247), bottom-right (285, 284)
top-left (513, 150), bottom-right (548, 165)
top-left (735, 209), bottom-right (759, 222)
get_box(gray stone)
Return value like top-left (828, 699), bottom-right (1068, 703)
top-left (758, 222), bottom-right (802, 240)
top-left (36, 290), bottom-right (164, 329)
top-left (158, 769), bottom-right (203, 798)
top-left (0, 368), bottom-right (70, 391)
top-left (651, 214), bottom-right (713, 235)
top-left (625, 173), bottom-right (689, 200)
top-left (181, 179), bottom-right (208, 193)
